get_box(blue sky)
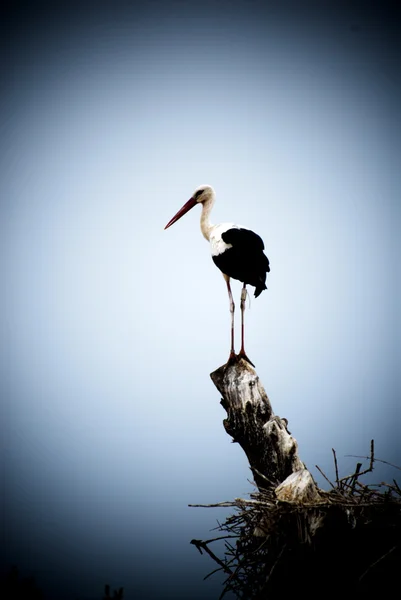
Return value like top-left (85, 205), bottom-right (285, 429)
top-left (1, 2), bottom-right (400, 598)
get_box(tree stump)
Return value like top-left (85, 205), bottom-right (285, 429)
top-left (210, 358), bottom-right (319, 500)
top-left (195, 359), bottom-right (401, 596)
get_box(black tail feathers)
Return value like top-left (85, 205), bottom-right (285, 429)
top-left (254, 282), bottom-right (267, 298)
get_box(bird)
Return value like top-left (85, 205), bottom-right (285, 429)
top-left (164, 184), bottom-right (270, 366)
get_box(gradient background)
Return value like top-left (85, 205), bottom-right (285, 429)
top-left (1, 1), bottom-right (400, 598)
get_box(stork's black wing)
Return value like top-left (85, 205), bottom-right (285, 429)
top-left (213, 227), bottom-right (270, 297)
top-left (222, 228), bottom-right (266, 253)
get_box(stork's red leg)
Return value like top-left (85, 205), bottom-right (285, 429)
top-left (239, 283), bottom-right (247, 356)
top-left (225, 278), bottom-right (236, 362)
top-left (239, 283), bottom-right (255, 367)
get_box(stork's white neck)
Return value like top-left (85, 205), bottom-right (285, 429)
top-left (200, 197), bottom-right (215, 241)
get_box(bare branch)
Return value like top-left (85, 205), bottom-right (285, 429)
top-left (315, 464), bottom-right (336, 490)
top-left (332, 448), bottom-right (340, 489)
top-left (190, 539), bottom-right (233, 575)
top-left (358, 545), bottom-right (398, 582)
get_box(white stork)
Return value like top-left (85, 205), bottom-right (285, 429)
top-left (164, 184), bottom-right (270, 365)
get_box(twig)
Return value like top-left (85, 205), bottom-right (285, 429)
top-left (345, 455), bottom-right (401, 472)
top-left (358, 545), bottom-right (398, 582)
top-left (203, 535), bottom-right (239, 545)
top-left (250, 467), bottom-right (277, 488)
top-left (332, 448), bottom-right (340, 489)
top-left (315, 464), bottom-right (336, 490)
top-left (369, 439), bottom-right (374, 470)
top-left (349, 462), bottom-right (362, 494)
top-left (393, 479), bottom-right (401, 495)
top-left (190, 539), bottom-right (233, 574)
top-left (265, 544), bottom-right (287, 586)
top-left (189, 501), bottom-right (238, 508)
top-left (339, 440), bottom-right (375, 483)
top-left (204, 566), bottom-right (225, 580)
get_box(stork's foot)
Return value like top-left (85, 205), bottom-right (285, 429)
top-left (226, 351), bottom-right (237, 366)
top-left (226, 351), bottom-right (255, 368)
top-left (237, 351), bottom-right (255, 367)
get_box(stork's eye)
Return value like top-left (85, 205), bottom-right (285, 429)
top-left (195, 189), bottom-right (203, 199)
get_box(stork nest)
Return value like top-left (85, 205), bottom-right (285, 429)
top-left (190, 441), bottom-right (401, 598)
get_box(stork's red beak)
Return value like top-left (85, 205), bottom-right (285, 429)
top-left (164, 197), bottom-right (197, 230)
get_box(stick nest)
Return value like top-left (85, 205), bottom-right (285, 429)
top-left (190, 441), bottom-right (401, 598)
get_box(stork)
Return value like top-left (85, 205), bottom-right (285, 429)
top-left (164, 185), bottom-right (270, 365)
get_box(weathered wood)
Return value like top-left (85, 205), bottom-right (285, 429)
top-left (200, 362), bottom-right (400, 596)
top-left (210, 358), bottom-right (317, 495)
top-left (275, 469), bottom-right (319, 503)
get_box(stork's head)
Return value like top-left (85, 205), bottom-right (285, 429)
top-left (192, 184), bottom-right (215, 204)
top-left (164, 184), bottom-right (215, 230)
